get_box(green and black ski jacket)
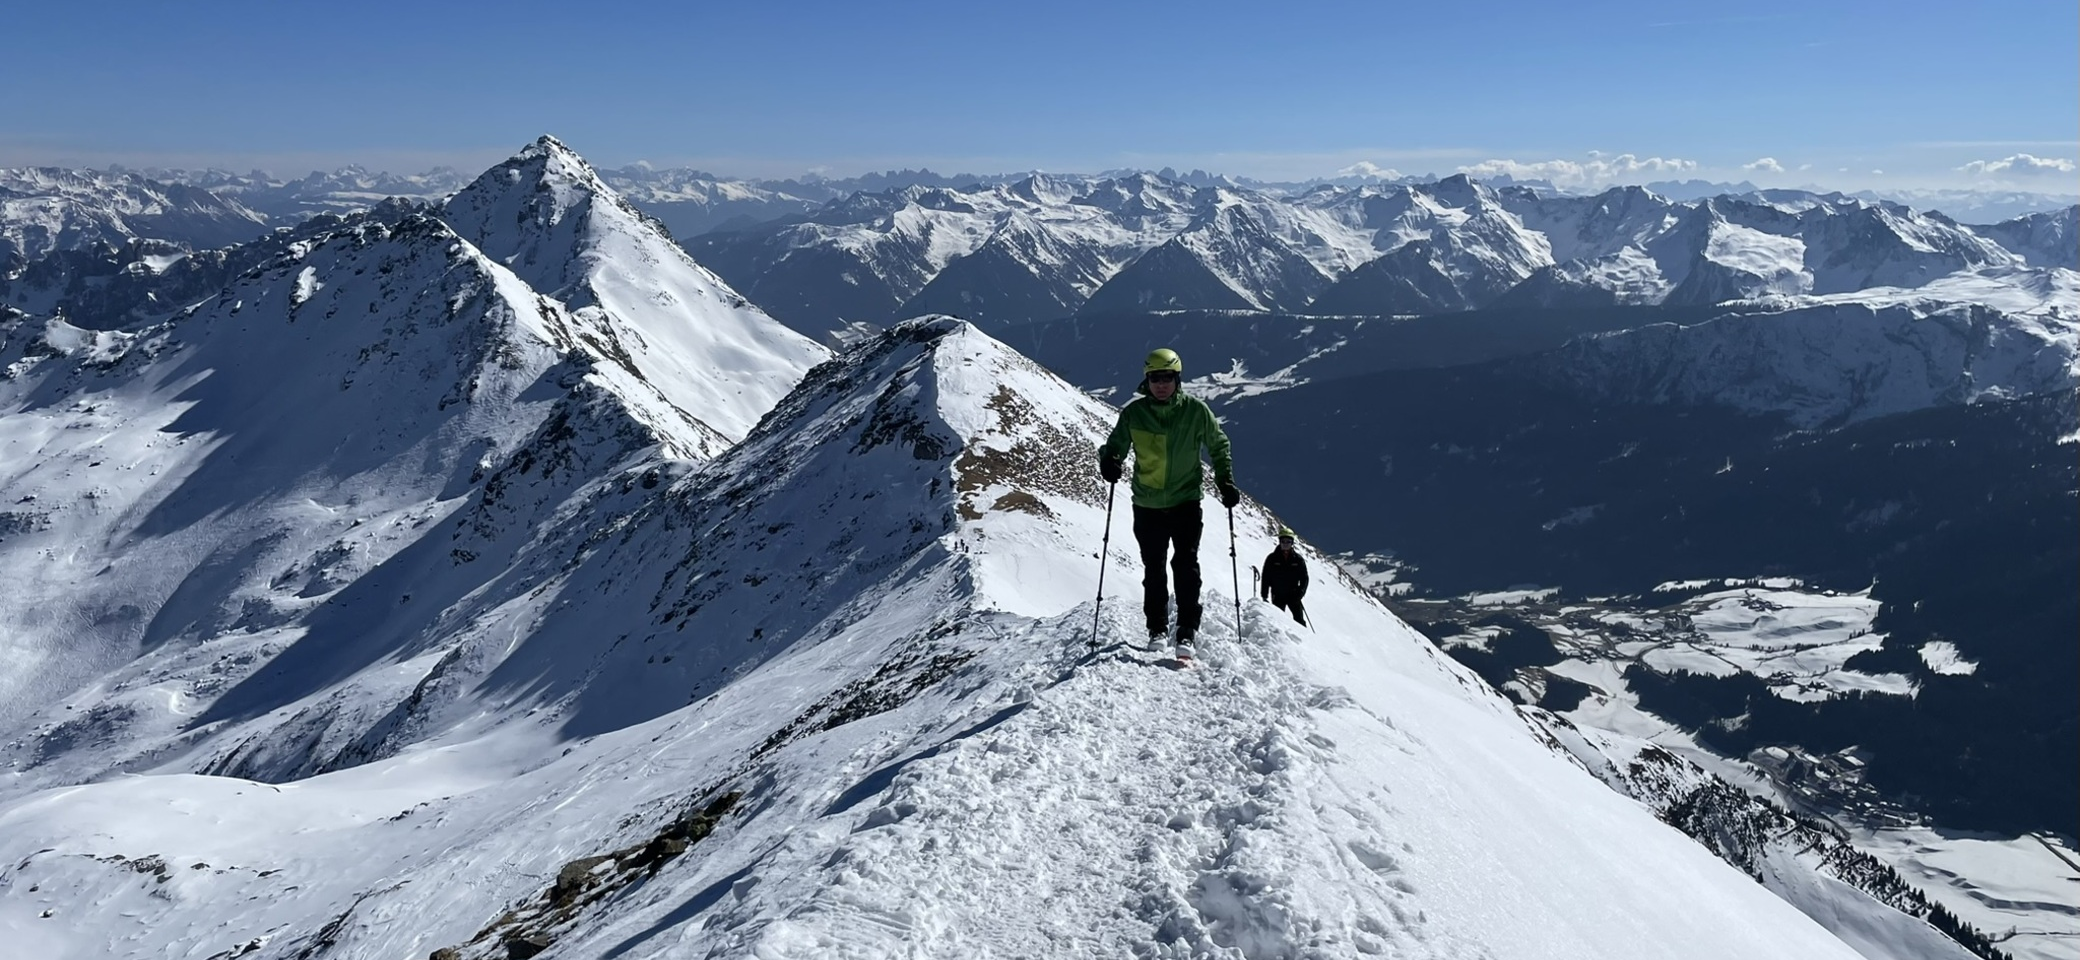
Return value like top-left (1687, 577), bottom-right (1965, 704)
top-left (1101, 382), bottom-right (1234, 510)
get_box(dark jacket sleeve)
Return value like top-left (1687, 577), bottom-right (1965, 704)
top-left (1198, 398), bottom-right (1233, 485)
top-left (1101, 406), bottom-right (1132, 464)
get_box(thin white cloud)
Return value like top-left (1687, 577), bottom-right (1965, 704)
top-left (1957, 153), bottom-right (2079, 180)
top-left (1336, 160), bottom-right (1403, 179)
top-left (1744, 157), bottom-right (1785, 174)
top-left (1912, 140), bottom-right (2080, 150)
top-left (1456, 153), bottom-right (1699, 189)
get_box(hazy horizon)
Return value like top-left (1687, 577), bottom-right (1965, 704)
top-left (6, 0), bottom-right (2074, 195)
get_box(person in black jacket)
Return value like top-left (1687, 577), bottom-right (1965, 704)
top-left (1260, 527), bottom-right (1308, 625)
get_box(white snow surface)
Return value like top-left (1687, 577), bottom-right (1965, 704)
top-left (1915, 641), bottom-right (1979, 676)
top-left (1555, 275), bottom-right (2080, 427)
top-left (1534, 717), bottom-right (1980, 960)
top-left (1613, 587), bottom-right (1909, 700)
top-left (0, 316), bottom-right (1875, 958)
top-left (441, 136), bottom-right (830, 444)
top-left (1852, 826), bottom-right (2080, 960)
top-left (0, 167), bottom-right (269, 262)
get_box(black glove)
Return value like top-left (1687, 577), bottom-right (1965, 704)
top-left (1217, 480), bottom-right (1240, 508)
top-left (1099, 457), bottom-right (1122, 484)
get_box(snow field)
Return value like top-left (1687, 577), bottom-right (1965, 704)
top-left (1849, 828), bottom-right (2080, 960)
top-left (0, 158), bottom-right (1980, 960)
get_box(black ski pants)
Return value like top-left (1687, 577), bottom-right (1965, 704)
top-left (1133, 500), bottom-right (1202, 637)
top-left (1269, 594), bottom-right (1307, 626)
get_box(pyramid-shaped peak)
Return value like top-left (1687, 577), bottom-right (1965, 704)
top-left (517, 133), bottom-right (586, 166)
top-left (461, 134), bottom-right (609, 199)
top-left (440, 137), bottom-right (829, 445)
top-left (1428, 173), bottom-right (1491, 207)
top-left (747, 315), bottom-right (1100, 447)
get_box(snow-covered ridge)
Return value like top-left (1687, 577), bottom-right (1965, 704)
top-left (442, 135), bottom-right (830, 445)
top-left (0, 205), bottom-right (716, 764)
top-left (0, 167), bottom-right (269, 266)
top-left (3, 308), bottom-right (1900, 958)
top-left (690, 171), bottom-right (2071, 340)
top-left (13, 156), bottom-right (2068, 353)
top-left (1547, 273), bottom-right (2080, 427)
top-left (0, 135), bottom-right (828, 787)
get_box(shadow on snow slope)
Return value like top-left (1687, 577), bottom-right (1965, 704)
top-left (0, 317), bottom-right (1883, 960)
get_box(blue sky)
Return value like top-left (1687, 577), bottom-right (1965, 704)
top-left (6, 0), bottom-right (2074, 191)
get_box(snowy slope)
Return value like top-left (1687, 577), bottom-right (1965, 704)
top-left (0, 194), bottom-right (810, 792)
top-left (1800, 202), bottom-right (2020, 294)
top-left (1973, 205), bottom-right (2079, 269)
top-left (898, 210), bottom-right (1115, 323)
top-left (0, 168), bottom-right (268, 266)
top-left (1547, 269), bottom-right (2080, 427)
top-left (1, 315), bottom-right (1896, 959)
top-left (0, 205), bottom-right (398, 329)
top-left (441, 136), bottom-right (829, 445)
top-left (1530, 714), bottom-right (1981, 960)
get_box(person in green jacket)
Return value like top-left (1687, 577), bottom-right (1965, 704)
top-left (1098, 348), bottom-right (1240, 651)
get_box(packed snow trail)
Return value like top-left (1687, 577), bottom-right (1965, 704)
top-left (554, 592), bottom-right (1862, 960)
top-left (570, 605), bottom-right (1459, 959)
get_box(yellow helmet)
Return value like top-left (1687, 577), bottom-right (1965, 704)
top-left (1144, 348), bottom-right (1182, 374)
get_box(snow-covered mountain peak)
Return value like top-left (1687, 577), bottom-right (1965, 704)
top-left (1972, 204), bottom-right (2078, 269)
top-left (0, 200), bottom-right (731, 763)
top-left (443, 136), bottom-right (829, 443)
top-left (1072, 172), bottom-right (1198, 220)
top-left (1005, 171), bottom-right (1086, 205)
top-left (441, 135), bottom-right (627, 276)
top-left (1799, 200), bottom-right (2020, 294)
top-left (1425, 172), bottom-right (1486, 207)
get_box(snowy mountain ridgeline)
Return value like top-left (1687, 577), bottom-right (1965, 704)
top-left (685, 171), bottom-right (2077, 345)
top-left (12, 154), bottom-right (2073, 355)
top-left (0, 135), bottom-right (826, 776)
top-left (4, 297), bottom-right (1962, 958)
top-left (138, 165), bottom-right (478, 221)
top-left (0, 167), bottom-right (271, 270)
top-left (0, 140), bottom-right (1997, 959)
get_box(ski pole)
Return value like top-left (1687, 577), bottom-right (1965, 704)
top-left (1227, 505), bottom-right (1242, 641)
top-left (1091, 481), bottom-right (1115, 649)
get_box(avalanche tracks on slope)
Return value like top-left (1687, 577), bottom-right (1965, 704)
top-left (580, 604), bottom-right (1458, 959)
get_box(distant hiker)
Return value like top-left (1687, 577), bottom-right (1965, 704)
top-left (1098, 348), bottom-right (1239, 652)
top-left (1260, 527), bottom-right (1308, 626)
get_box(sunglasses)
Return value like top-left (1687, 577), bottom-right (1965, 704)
top-left (1147, 372), bottom-right (1179, 383)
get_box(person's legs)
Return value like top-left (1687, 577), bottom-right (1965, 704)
top-left (1132, 505), bottom-right (1170, 636)
top-left (1288, 598), bottom-right (1307, 625)
top-left (1169, 501), bottom-right (1204, 639)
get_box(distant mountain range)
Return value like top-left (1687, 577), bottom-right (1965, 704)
top-left (688, 172), bottom-right (2074, 343)
top-left (0, 167), bottom-right (269, 267)
top-left (6, 159), bottom-right (2071, 270)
